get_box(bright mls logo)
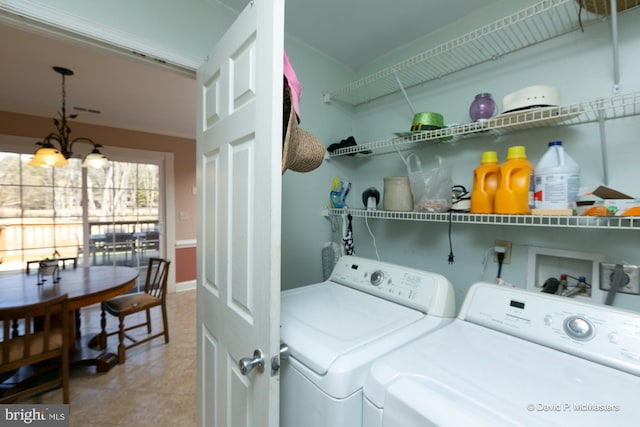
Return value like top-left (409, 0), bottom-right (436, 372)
top-left (1, 405), bottom-right (69, 426)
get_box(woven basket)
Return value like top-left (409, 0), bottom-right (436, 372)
top-left (578, 0), bottom-right (640, 15)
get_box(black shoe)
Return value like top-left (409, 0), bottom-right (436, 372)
top-left (327, 136), bottom-right (371, 156)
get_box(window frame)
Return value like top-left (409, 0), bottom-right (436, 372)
top-left (0, 135), bottom-right (173, 276)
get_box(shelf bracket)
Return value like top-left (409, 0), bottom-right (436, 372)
top-left (597, 100), bottom-right (610, 186)
top-left (610, 0), bottom-right (621, 93)
top-left (393, 71), bottom-right (416, 116)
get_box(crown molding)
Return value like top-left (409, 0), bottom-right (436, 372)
top-left (0, 0), bottom-right (203, 74)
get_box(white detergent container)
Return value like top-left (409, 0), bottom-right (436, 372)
top-left (534, 140), bottom-right (580, 209)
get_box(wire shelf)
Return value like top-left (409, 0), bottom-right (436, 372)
top-left (327, 91), bottom-right (640, 157)
top-left (328, 208), bottom-right (640, 230)
top-left (323, 0), bottom-right (640, 106)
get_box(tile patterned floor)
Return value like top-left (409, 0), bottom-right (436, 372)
top-left (22, 289), bottom-right (197, 427)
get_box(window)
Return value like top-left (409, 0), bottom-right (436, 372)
top-left (0, 151), bottom-right (162, 280)
top-left (86, 161), bottom-right (161, 269)
top-left (0, 153), bottom-right (81, 269)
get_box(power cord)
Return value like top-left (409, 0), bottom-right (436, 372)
top-left (480, 247), bottom-right (494, 277)
top-left (447, 211), bottom-right (454, 264)
top-left (495, 246), bottom-right (506, 279)
top-left (364, 214), bottom-right (381, 261)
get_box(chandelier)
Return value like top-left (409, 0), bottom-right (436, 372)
top-left (28, 66), bottom-right (110, 168)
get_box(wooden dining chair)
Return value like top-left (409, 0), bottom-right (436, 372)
top-left (0, 294), bottom-right (70, 403)
top-left (100, 257), bottom-right (171, 363)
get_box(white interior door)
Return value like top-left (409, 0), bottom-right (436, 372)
top-left (196, 1), bottom-right (283, 426)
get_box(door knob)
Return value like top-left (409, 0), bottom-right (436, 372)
top-left (239, 349), bottom-right (264, 376)
top-left (279, 342), bottom-right (289, 359)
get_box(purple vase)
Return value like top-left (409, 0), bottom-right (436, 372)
top-left (469, 93), bottom-right (496, 122)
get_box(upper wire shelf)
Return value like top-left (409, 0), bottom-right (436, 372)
top-left (323, 0), bottom-right (640, 107)
top-left (328, 208), bottom-right (640, 230)
top-left (327, 91), bottom-right (640, 157)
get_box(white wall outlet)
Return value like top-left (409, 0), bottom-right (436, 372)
top-left (526, 247), bottom-right (606, 303)
top-left (600, 263), bottom-right (640, 295)
top-left (494, 240), bottom-right (512, 264)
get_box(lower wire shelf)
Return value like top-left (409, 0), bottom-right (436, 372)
top-left (327, 208), bottom-right (640, 230)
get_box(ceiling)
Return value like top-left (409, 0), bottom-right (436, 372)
top-left (222, 0), bottom-right (499, 69)
top-left (0, 0), bottom-right (498, 141)
top-left (0, 23), bottom-right (198, 140)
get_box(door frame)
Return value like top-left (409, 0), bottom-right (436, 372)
top-left (0, 1), bottom-right (203, 73)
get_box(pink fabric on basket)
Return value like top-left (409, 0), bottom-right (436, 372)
top-left (284, 50), bottom-right (301, 122)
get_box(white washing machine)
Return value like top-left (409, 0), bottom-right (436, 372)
top-left (363, 282), bottom-right (640, 427)
top-left (280, 255), bottom-right (456, 427)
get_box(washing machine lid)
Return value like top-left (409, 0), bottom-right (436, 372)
top-left (281, 281), bottom-right (425, 375)
top-left (364, 321), bottom-right (640, 427)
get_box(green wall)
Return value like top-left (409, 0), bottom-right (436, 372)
top-left (281, 2), bottom-right (640, 313)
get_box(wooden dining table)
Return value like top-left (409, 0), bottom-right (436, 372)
top-left (0, 265), bottom-right (139, 372)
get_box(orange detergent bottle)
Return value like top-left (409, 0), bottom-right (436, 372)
top-left (471, 151), bottom-right (500, 214)
top-left (494, 146), bottom-right (534, 214)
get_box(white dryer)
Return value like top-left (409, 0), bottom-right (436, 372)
top-left (280, 255), bottom-right (456, 427)
top-left (363, 282), bottom-right (640, 427)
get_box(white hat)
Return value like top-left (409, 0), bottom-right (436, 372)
top-left (502, 85), bottom-right (560, 113)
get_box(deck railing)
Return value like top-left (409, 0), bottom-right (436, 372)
top-left (0, 220), bottom-right (160, 272)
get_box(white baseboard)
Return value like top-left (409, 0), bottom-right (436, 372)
top-left (175, 239), bottom-right (197, 248)
top-left (176, 280), bottom-right (196, 292)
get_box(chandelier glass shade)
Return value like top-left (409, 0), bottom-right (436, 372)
top-left (28, 66), bottom-right (110, 169)
top-left (28, 143), bottom-right (68, 167)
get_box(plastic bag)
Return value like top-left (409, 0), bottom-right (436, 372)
top-left (406, 153), bottom-right (452, 212)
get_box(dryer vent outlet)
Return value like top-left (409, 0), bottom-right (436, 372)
top-left (600, 263), bottom-right (640, 295)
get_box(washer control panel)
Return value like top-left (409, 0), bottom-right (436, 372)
top-left (329, 255), bottom-right (455, 317)
top-left (461, 282), bottom-right (640, 376)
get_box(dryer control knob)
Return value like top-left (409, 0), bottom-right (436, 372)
top-left (563, 316), bottom-right (595, 341)
top-left (370, 270), bottom-right (384, 286)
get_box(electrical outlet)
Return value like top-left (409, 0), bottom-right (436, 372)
top-left (600, 263), bottom-right (640, 295)
top-left (494, 240), bottom-right (512, 264)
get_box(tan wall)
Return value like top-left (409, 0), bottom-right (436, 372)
top-left (0, 110), bottom-right (197, 282)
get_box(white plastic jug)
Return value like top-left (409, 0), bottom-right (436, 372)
top-left (534, 141), bottom-right (580, 209)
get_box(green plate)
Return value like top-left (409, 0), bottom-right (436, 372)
top-left (393, 131), bottom-right (426, 138)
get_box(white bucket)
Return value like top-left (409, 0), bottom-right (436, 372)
top-left (383, 176), bottom-right (413, 211)
top-left (534, 141), bottom-right (580, 209)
